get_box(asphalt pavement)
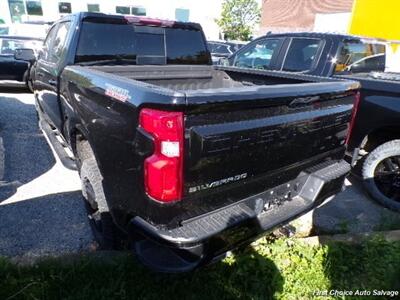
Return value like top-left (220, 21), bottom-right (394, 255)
top-left (0, 83), bottom-right (398, 261)
top-left (0, 83), bottom-right (94, 260)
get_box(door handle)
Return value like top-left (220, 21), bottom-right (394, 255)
top-left (48, 79), bottom-right (57, 86)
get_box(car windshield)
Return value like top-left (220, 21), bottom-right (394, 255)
top-left (0, 38), bottom-right (42, 55)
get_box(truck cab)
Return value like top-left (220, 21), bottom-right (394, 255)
top-left (225, 32), bottom-right (386, 77)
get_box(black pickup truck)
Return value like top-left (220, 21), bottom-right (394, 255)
top-left (31, 13), bottom-right (359, 272)
top-left (225, 32), bottom-right (400, 211)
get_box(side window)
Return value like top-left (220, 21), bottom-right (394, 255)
top-left (41, 25), bottom-right (57, 61)
top-left (282, 38), bottom-right (322, 72)
top-left (116, 6), bottom-right (130, 14)
top-left (131, 6), bottom-right (146, 16)
top-left (26, 0), bottom-right (43, 16)
top-left (49, 22), bottom-right (71, 63)
top-left (334, 42), bottom-right (386, 74)
top-left (234, 39), bottom-right (280, 69)
top-left (59, 2), bottom-right (72, 14)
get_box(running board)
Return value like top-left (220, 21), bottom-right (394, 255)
top-left (39, 119), bottom-right (77, 171)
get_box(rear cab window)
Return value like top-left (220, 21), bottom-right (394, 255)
top-left (334, 41), bottom-right (386, 74)
top-left (75, 17), bottom-right (211, 65)
top-left (281, 38), bottom-right (323, 72)
top-left (233, 38), bottom-right (282, 69)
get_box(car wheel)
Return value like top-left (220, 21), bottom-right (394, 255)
top-left (79, 145), bottom-right (118, 249)
top-left (27, 78), bottom-right (34, 93)
top-left (23, 70), bottom-right (34, 93)
top-left (362, 139), bottom-right (400, 212)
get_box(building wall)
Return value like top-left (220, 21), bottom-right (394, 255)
top-left (313, 12), bottom-right (351, 33)
top-left (0, 0), bottom-right (223, 39)
top-left (259, 0), bottom-right (354, 35)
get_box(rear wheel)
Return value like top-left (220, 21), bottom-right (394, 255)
top-left (362, 140), bottom-right (400, 212)
top-left (77, 141), bottom-right (120, 249)
top-left (27, 78), bottom-right (34, 93)
top-left (23, 70), bottom-right (34, 93)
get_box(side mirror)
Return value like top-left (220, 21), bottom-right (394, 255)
top-left (14, 48), bottom-right (36, 62)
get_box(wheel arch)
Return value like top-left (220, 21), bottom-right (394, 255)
top-left (362, 126), bottom-right (400, 152)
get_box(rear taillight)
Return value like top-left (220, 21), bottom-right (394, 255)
top-left (345, 91), bottom-right (361, 145)
top-left (139, 108), bottom-right (184, 203)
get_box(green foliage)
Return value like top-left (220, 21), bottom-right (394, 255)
top-left (216, 0), bottom-right (261, 41)
top-left (1, 238), bottom-right (399, 299)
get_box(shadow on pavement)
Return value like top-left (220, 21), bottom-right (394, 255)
top-left (0, 95), bottom-right (55, 201)
top-left (0, 191), bottom-right (93, 258)
top-left (0, 84), bottom-right (30, 94)
top-left (311, 176), bottom-right (400, 235)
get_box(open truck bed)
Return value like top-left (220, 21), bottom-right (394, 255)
top-left (90, 64), bottom-right (350, 91)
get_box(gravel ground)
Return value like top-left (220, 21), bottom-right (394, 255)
top-left (0, 136), bottom-right (4, 181)
top-left (0, 83), bottom-right (94, 259)
top-left (0, 82), bottom-right (398, 260)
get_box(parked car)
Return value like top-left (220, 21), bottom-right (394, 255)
top-left (224, 32), bottom-right (400, 212)
top-left (207, 40), bottom-right (245, 64)
top-left (0, 35), bottom-right (43, 91)
top-left (33, 13), bottom-right (360, 272)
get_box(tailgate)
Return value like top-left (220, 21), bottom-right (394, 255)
top-left (183, 81), bottom-right (358, 206)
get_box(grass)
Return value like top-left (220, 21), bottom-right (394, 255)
top-left (1, 237), bottom-right (399, 300)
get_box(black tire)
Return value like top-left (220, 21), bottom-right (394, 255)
top-left (27, 78), bottom-right (34, 93)
top-left (362, 139), bottom-right (400, 212)
top-left (22, 70), bottom-right (33, 93)
top-left (79, 145), bottom-right (117, 249)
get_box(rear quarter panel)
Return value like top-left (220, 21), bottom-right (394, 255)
top-left (60, 66), bottom-right (186, 226)
top-left (338, 76), bottom-right (400, 150)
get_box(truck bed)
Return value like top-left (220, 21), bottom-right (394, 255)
top-left (90, 65), bottom-right (344, 93)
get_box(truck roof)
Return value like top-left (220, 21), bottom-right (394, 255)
top-left (258, 31), bottom-right (393, 44)
top-left (59, 12), bottom-right (202, 31)
top-left (259, 31), bottom-right (359, 41)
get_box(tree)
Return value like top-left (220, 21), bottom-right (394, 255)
top-left (216, 0), bottom-right (261, 41)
